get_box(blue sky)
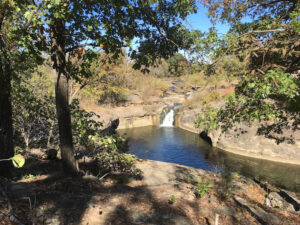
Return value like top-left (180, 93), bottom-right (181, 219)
top-left (185, 5), bottom-right (230, 34)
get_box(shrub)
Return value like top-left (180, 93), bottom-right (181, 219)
top-left (89, 134), bottom-right (141, 177)
top-left (98, 86), bottom-right (127, 105)
top-left (167, 53), bottom-right (189, 76)
top-left (12, 81), bottom-right (139, 177)
top-left (193, 178), bottom-right (213, 198)
top-left (168, 195), bottom-right (176, 204)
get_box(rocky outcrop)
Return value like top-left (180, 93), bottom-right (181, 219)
top-left (90, 89), bottom-right (189, 130)
top-left (118, 115), bottom-right (160, 129)
top-left (176, 109), bottom-right (300, 165)
top-left (209, 125), bottom-right (300, 165)
top-left (175, 109), bottom-right (201, 133)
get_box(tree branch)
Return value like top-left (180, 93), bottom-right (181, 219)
top-left (24, 0), bottom-right (46, 31)
top-left (241, 28), bottom-right (286, 36)
top-left (66, 43), bottom-right (99, 53)
top-left (142, 9), bottom-right (180, 48)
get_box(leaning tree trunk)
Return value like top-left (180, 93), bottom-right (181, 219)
top-left (0, 19), bottom-right (13, 177)
top-left (50, 19), bottom-right (78, 174)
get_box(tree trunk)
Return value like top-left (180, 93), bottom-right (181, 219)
top-left (51, 19), bottom-right (78, 174)
top-left (0, 19), bottom-right (14, 177)
top-left (47, 120), bottom-right (55, 149)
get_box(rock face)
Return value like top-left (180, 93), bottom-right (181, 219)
top-left (176, 109), bottom-right (300, 165)
top-left (175, 109), bottom-right (201, 134)
top-left (118, 115), bottom-right (160, 129)
top-left (209, 125), bottom-right (300, 165)
top-left (90, 89), bottom-right (189, 130)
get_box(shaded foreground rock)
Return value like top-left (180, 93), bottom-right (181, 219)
top-left (2, 160), bottom-right (300, 225)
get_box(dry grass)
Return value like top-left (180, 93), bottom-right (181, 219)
top-left (129, 74), bottom-right (171, 97)
top-left (183, 86), bottom-right (235, 109)
top-left (181, 72), bottom-right (207, 87)
top-left (181, 72), bottom-right (237, 90)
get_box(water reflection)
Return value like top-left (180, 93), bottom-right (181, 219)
top-left (118, 126), bottom-right (300, 192)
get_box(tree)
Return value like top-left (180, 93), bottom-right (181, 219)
top-left (167, 53), bottom-right (189, 76)
top-left (25, 0), bottom-right (197, 173)
top-left (0, 1), bottom-right (44, 176)
top-left (196, 0), bottom-right (300, 143)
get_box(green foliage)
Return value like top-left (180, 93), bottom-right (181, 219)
top-left (183, 173), bottom-right (213, 198)
top-left (11, 154), bottom-right (25, 168)
top-left (12, 81), bottom-right (57, 150)
top-left (12, 79), bottom-right (139, 176)
top-left (98, 86), bottom-right (127, 105)
top-left (70, 99), bottom-right (103, 149)
top-left (89, 133), bottom-right (139, 176)
top-left (193, 178), bottom-right (213, 198)
top-left (0, 154), bottom-right (25, 168)
top-left (22, 173), bottom-right (37, 180)
top-left (0, 1), bottom-right (45, 77)
top-left (195, 107), bottom-right (219, 132)
top-left (193, 0), bottom-right (300, 143)
top-left (195, 69), bottom-right (299, 143)
top-left (210, 55), bottom-right (247, 78)
top-left (96, 151), bottom-right (140, 177)
top-left (168, 195), bottom-right (176, 204)
top-left (26, 0), bottom-right (198, 74)
top-left (167, 53), bottom-right (189, 76)
top-left (186, 27), bottom-right (220, 65)
top-left (88, 133), bottom-right (140, 176)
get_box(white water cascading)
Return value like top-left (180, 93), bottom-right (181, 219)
top-left (160, 109), bottom-right (174, 127)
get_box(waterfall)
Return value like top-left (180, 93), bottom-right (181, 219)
top-left (160, 109), bottom-right (174, 127)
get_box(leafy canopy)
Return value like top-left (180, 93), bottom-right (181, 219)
top-left (195, 0), bottom-right (300, 143)
top-left (23, 0), bottom-right (197, 76)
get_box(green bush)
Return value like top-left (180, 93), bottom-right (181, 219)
top-left (89, 134), bottom-right (141, 177)
top-left (12, 81), bottom-right (139, 177)
top-left (167, 53), bottom-right (189, 77)
top-left (193, 178), bottom-right (213, 198)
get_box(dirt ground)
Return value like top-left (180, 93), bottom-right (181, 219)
top-left (0, 159), bottom-right (300, 225)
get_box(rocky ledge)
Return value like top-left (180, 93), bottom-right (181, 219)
top-left (176, 109), bottom-right (300, 165)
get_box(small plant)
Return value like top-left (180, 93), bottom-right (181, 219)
top-left (168, 195), bottom-right (176, 204)
top-left (193, 178), bottom-right (213, 198)
top-left (22, 174), bottom-right (37, 180)
top-left (14, 146), bottom-right (25, 154)
top-left (219, 168), bottom-right (239, 199)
